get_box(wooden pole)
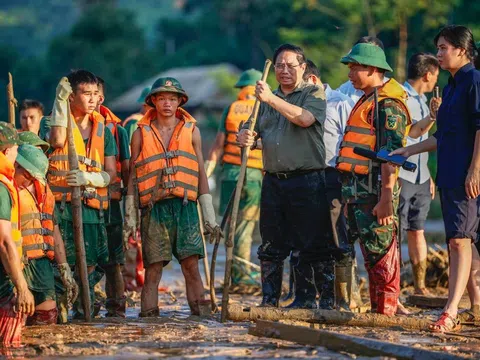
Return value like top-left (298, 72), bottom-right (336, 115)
top-left (220, 59), bottom-right (272, 322)
top-left (6, 73), bottom-right (17, 126)
top-left (227, 304), bottom-right (431, 330)
top-left (66, 101), bottom-right (91, 322)
top-left (197, 203), bottom-right (211, 288)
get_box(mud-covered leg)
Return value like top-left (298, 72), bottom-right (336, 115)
top-left (140, 262), bottom-right (162, 317)
top-left (181, 255), bottom-right (205, 315)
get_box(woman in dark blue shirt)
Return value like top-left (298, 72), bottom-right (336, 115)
top-left (392, 25), bottom-right (480, 333)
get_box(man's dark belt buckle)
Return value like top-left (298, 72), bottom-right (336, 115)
top-left (275, 172), bottom-right (289, 180)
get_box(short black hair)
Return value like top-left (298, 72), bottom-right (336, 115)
top-left (407, 53), bottom-right (439, 80)
top-left (272, 44), bottom-right (306, 65)
top-left (19, 99), bottom-right (44, 115)
top-left (303, 59), bottom-right (320, 81)
top-left (67, 69), bottom-right (98, 92)
top-left (355, 36), bottom-right (385, 50)
top-left (97, 76), bottom-right (105, 96)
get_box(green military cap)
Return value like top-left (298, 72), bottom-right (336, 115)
top-left (137, 86), bottom-right (151, 104)
top-left (145, 77), bottom-right (188, 107)
top-left (15, 144), bottom-right (49, 185)
top-left (341, 43), bottom-right (393, 72)
top-left (0, 122), bottom-right (22, 151)
top-left (235, 69), bottom-right (262, 88)
top-left (18, 131), bottom-right (50, 153)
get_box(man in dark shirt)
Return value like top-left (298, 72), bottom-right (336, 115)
top-left (238, 44), bottom-right (334, 309)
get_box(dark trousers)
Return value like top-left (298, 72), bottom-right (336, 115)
top-left (258, 170), bottom-right (334, 265)
top-left (324, 167), bottom-right (354, 266)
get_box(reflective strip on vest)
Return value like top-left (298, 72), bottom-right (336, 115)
top-left (22, 243), bottom-right (55, 252)
top-left (135, 166), bottom-right (199, 184)
top-left (48, 155), bottom-right (103, 170)
top-left (134, 150), bottom-right (198, 168)
top-left (21, 228), bottom-right (54, 237)
top-left (21, 213), bottom-right (54, 222)
top-left (138, 181), bottom-right (198, 197)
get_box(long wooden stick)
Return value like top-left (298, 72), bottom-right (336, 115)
top-left (66, 101), bottom-right (91, 322)
top-left (228, 304), bottom-right (430, 330)
top-left (6, 73), bottom-right (17, 126)
top-left (197, 203), bottom-right (210, 288)
top-left (220, 59), bottom-right (272, 322)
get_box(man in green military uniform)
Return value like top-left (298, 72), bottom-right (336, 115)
top-left (96, 78), bottom-right (131, 317)
top-left (336, 42), bottom-right (411, 316)
top-left (205, 69), bottom-right (263, 285)
top-left (47, 70), bottom-right (117, 319)
top-left (0, 122), bottom-right (35, 344)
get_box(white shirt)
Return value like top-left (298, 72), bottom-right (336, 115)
top-left (399, 81), bottom-right (430, 184)
top-left (323, 84), bottom-right (355, 167)
top-left (336, 77), bottom-right (390, 104)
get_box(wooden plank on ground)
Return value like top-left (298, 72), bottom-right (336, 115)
top-left (228, 304), bottom-right (430, 330)
top-left (249, 320), bottom-right (465, 360)
top-left (407, 295), bottom-right (470, 309)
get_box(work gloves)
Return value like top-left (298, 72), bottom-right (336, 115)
top-left (122, 195), bottom-right (137, 251)
top-left (66, 170), bottom-right (110, 188)
top-left (198, 194), bottom-right (223, 243)
top-left (58, 263), bottom-right (79, 306)
top-left (50, 77), bottom-right (73, 128)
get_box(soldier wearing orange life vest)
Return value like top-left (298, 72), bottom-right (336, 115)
top-left (0, 122), bottom-right (34, 345)
top-left (125, 77), bottom-right (221, 317)
top-left (14, 144), bottom-right (78, 325)
top-left (95, 77), bottom-right (130, 317)
top-left (337, 42), bottom-right (411, 316)
top-left (205, 69), bottom-right (263, 286)
top-left (47, 70), bottom-right (117, 320)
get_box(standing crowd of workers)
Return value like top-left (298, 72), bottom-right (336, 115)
top-left (0, 24), bottom-right (478, 346)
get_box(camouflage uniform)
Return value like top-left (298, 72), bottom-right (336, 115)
top-left (341, 98), bottom-right (409, 314)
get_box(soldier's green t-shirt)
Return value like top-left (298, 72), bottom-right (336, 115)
top-left (218, 106), bottom-right (263, 182)
top-left (57, 126), bottom-right (117, 224)
top-left (124, 119), bottom-right (139, 144)
top-left (107, 125), bottom-right (131, 224)
top-left (0, 183), bottom-right (14, 299)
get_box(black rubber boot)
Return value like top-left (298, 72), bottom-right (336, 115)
top-left (313, 260), bottom-right (335, 310)
top-left (285, 262), bottom-right (317, 309)
top-left (259, 261), bottom-right (283, 307)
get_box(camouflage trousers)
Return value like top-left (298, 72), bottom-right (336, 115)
top-left (345, 194), bottom-right (399, 267)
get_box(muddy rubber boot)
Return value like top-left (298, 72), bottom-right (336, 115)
top-left (334, 265), bottom-right (351, 311)
top-left (313, 260), bottom-right (335, 310)
top-left (282, 266), bottom-right (295, 302)
top-left (105, 298), bottom-right (117, 317)
top-left (57, 292), bottom-right (69, 324)
top-left (412, 259), bottom-right (428, 294)
top-left (116, 296), bottom-right (127, 318)
top-left (285, 263), bottom-right (317, 309)
top-left (259, 261), bottom-right (283, 307)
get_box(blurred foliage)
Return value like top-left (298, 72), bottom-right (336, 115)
top-left (0, 0), bottom-right (479, 219)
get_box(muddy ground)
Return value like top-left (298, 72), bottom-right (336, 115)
top-left (3, 243), bottom-right (480, 359)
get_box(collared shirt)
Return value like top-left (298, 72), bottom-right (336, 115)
top-left (434, 63), bottom-right (480, 188)
top-left (323, 84), bottom-right (355, 167)
top-left (399, 81), bottom-right (430, 184)
top-left (336, 77), bottom-right (390, 104)
top-left (254, 81), bottom-right (327, 172)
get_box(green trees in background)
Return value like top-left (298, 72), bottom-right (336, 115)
top-left (0, 0), bottom-right (478, 123)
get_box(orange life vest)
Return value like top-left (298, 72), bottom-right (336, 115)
top-left (0, 152), bottom-right (23, 265)
top-left (19, 181), bottom-right (55, 261)
top-left (222, 86), bottom-right (263, 169)
top-left (135, 108), bottom-right (199, 208)
top-left (100, 105), bottom-right (123, 201)
top-left (47, 111), bottom-right (109, 212)
top-left (336, 79), bottom-right (411, 175)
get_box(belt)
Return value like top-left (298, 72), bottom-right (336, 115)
top-left (267, 169), bottom-right (320, 180)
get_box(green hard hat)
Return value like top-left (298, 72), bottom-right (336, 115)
top-left (15, 144), bottom-right (49, 185)
top-left (136, 86), bottom-right (151, 104)
top-left (18, 131), bottom-right (50, 153)
top-left (341, 43), bottom-right (393, 72)
top-left (0, 122), bottom-right (22, 151)
top-left (145, 77), bottom-right (188, 107)
top-left (235, 69), bottom-right (262, 88)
